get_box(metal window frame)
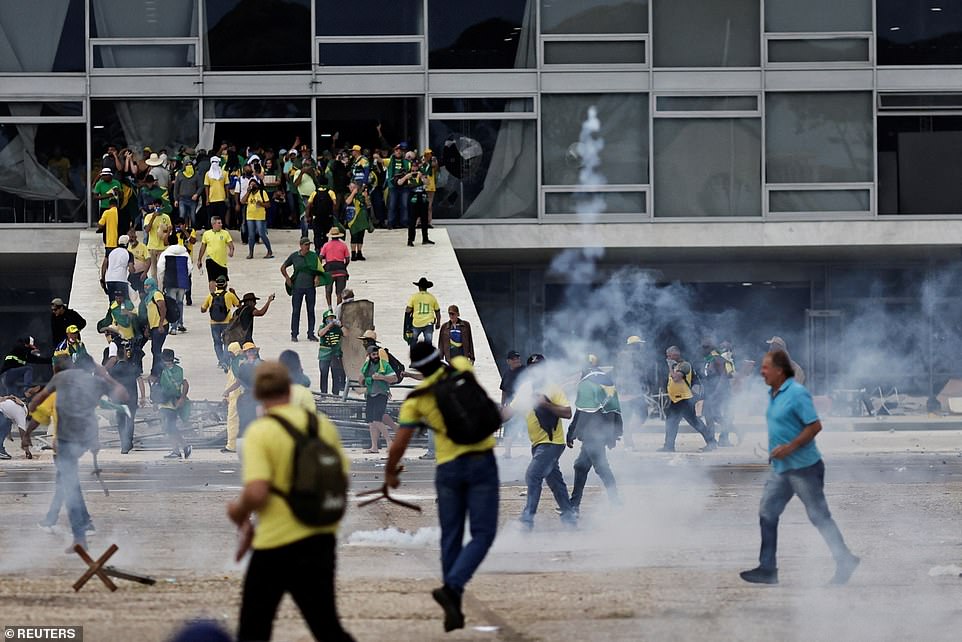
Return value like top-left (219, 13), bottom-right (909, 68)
top-left (541, 185), bottom-right (649, 222)
top-left (764, 183), bottom-right (874, 219)
top-left (540, 34), bottom-right (649, 69)
top-left (652, 92), bottom-right (761, 117)
top-left (314, 35), bottom-right (426, 72)
top-left (429, 94), bottom-right (537, 119)
top-left (0, 99), bottom-right (86, 123)
top-left (89, 38), bottom-right (200, 74)
top-left (764, 32), bottom-right (874, 69)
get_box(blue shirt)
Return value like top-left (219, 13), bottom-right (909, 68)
top-left (766, 378), bottom-right (822, 474)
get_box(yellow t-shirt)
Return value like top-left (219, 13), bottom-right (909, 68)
top-left (202, 289), bottom-right (240, 325)
top-left (245, 189), bottom-right (268, 222)
top-left (201, 229), bottom-right (233, 268)
top-left (242, 404), bottom-right (348, 549)
top-left (98, 206), bottom-right (119, 248)
top-left (398, 357), bottom-right (496, 465)
top-left (307, 189), bottom-right (336, 208)
top-left (290, 384), bottom-right (315, 412)
top-left (110, 301), bottom-right (136, 340)
top-left (407, 291), bottom-right (440, 329)
top-left (32, 393), bottom-right (58, 439)
top-left (129, 241), bottom-right (150, 265)
top-left (666, 362), bottom-right (694, 403)
top-left (144, 212), bottom-right (171, 251)
top-left (204, 173), bottom-right (228, 203)
top-left (147, 291), bottom-right (166, 329)
top-left (513, 385), bottom-right (569, 446)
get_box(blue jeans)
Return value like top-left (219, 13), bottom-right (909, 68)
top-left (291, 287), bottom-right (316, 338)
top-left (210, 324), bottom-right (227, 367)
top-left (1, 365), bottom-right (33, 397)
top-left (758, 459), bottom-right (852, 571)
top-left (150, 326), bottom-right (167, 376)
top-left (246, 219), bottom-right (273, 254)
top-left (435, 450), bottom-right (499, 594)
top-left (410, 324), bottom-right (434, 347)
top-left (570, 438), bottom-right (618, 509)
top-left (664, 398), bottom-right (715, 449)
top-left (55, 440), bottom-right (92, 542)
top-left (387, 188), bottom-right (409, 228)
top-left (178, 199), bottom-right (198, 226)
top-left (521, 443), bottom-right (576, 525)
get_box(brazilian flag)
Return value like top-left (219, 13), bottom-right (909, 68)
top-left (575, 370), bottom-right (622, 415)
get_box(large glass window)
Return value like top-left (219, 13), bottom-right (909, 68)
top-left (91, 100), bottom-right (199, 159)
top-left (91, 0), bottom-right (198, 37)
top-left (766, 92), bottom-right (872, 184)
top-left (541, 93), bottom-right (648, 185)
top-left (0, 0), bottom-right (84, 73)
top-left (765, 0), bottom-right (871, 32)
top-left (541, 0), bottom-right (648, 34)
top-left (652, 0), bottom-right (759, 67)
top-left (315, 97), bottom-right (422, 154)
top-left (316, 0), bottom-right (422, 36)
top-left (0, 121), bottom-right (86, 223)
top-left (205, 0), bottom-right (310, 71)
top-left (878, 116), bottom-right (962, 215)
top-left (428, 0), bottom-right (535, 69)
top-left (878, 1), bottom-right (962, 65)
top-left (653, 118), bottom-right (761, 216)
top-left (428, 119), bottom-right (537, 219)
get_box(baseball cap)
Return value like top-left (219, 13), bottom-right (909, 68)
top-left (215, 275), bottom-right (227, 285)
top-left (626, 336), bottom-right (645, 345)
top-left (507, 350), bottom-right (521, 359)
top-left (242, 342), bottom-right (257, 351)
top-left (117, 234), bottom-right (130, 246)
top-left (766, 336), bottom-right (785, 346)
top-left (299, 237), bottom-right (312, 245)
top-left (351, 144), bottom-right (361, 152)
top-left (66, 324), bottom-right (79, 334)
top-left (51, 297), bottom-right (64, 306)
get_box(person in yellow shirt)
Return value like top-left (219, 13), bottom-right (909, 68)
top-left (127, 231), bottom-right (150, 296)
top-left (227, 361), bottom-right (353, 641)
top-left (203, 156), bottom-right (229, 230)
top-left (240, 180), bottom-right (274, 259)
top-left (142, 277), bottom-right (168, 377)
top-left (220, 341), bottom-right (243, 453)
top-left (421, 148), bottom-right (438, 226)
top-left (196, 216), bottom-right (235, 293)
top-left (405, 277), bottom-right (441, 347)
top-left (385, 343), bottom-right (498, 633)
top-left (143, 201), bottom-right (171, 280)
top-left (662, 345), bottom-right (716, 452)
top-left (202, 275), bottom-right (240, 370)
top-left (97, 198), bottom-right (119, 251)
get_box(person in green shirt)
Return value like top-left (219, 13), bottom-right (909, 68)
top-left (344, 182), bottom-right (373, 261)
top-left (280, 237), bottom-right (322, 342)
top-left (92, 167), bottom-right (123, 226)
top-left (316, 309), bottom-right (344, 395)
top-left (158, 349), bottom-right (192, 460)
top-left (361, 345), bottom-right (395, 454)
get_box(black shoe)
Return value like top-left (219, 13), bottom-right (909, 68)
top-left (185, 295), bottom-right (192, 306)
top-left (183, 444), bottom-right (192, 460)
top-left (431, 585), bottom-right (465, 632)
top-left (427, 224), bottom-right (434, 229)
top-left (307, 335), bottom-right (319, 342)
top-left (351, 251), bottom-right (358, 260)
top-left (739, 566), bottom-right (778, 585)
top-left (220, 447), bottom-right (235, 454)
top-left (163, 450), bottom-right (181, 459)
top-left (356, 253), bottom-right (366, 261)
top-left (422, 239), bottom-right (435, 245)
top-left (0, 449), bottom-right (11, 460)
top-left (656, 446), bottom-right (674, 453)
top-left (291, 335), bottom-right (298, 342)
top-left (407, 241), bottom-right (414, 247)
top-left (121, 448), bottom-right (130, 455)
top-left (829, 554), bottom-right (860, 585)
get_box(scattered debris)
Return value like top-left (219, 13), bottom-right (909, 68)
top-left (473, 626), bottom-right (500, 633)
top-left (218, 470), bottom-right (235, 474)
top-left (928, 565), bottom-right (962, 577)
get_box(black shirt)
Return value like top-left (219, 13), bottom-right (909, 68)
top-left (500, 365), bottom-right (525, 401)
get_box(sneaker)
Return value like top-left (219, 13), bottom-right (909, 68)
top-left (0, 449), bottom-right (11, 460)
top-left (829, 554), bottom-right (860, 585)
top-left (163, 450), bottom-right (181, 459)
top-left (307, 335), bottom-right (319, 342)
top-left (66, 540), bottom-right (88, 555)
top-left (246, 254), bottom-right (253, 260)
top-left (220, 447), bottom-right (236, 454)
top-left (84, 521), bottom-right (96, 533)
top-left (431, 585), bottom-right (465, 633)
top-left (407, 241), bottom-right (414, 247)
top-left (351, 251), bottom-right (358, 260)
top-left (291, 335), bottom-right (299, 342)
top-left (183, 444), bottom-right (192, 460)
top-left (179, 326), bottom-right (187, 333)
top-left (656, 446), bottom-right (675, 453)
top-left (419, 452), bottom-right (435, 460)
top-left (700, 442), bottom-right (718, 452)
top-left (264, 253), bottom-right (275, 259)
top-left (718, 435), bottom-right (734, 447)
top-left (38, 521), bottom-right (57, 534)
top-left (168, 328), bottom-right (178, 336)
top-left (739, 566), bottom-right (779, 585)
top-left (356, 253), bottom-right (366, 261)
top-left (185, 295), bottom-right (192, 306)
top-left (422, 239), bottom-right (435, 245)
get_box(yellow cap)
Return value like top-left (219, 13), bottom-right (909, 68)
top-left (626, 335), bottom-right (644, 345)
top-left (227, 342), bottom-right (242, 355)
top-left (242, 342), bottom-right (257, 351)
top-left (66, 325), bottom-right (80, 334)
top-left (424, 148), bottom-right (433, 155)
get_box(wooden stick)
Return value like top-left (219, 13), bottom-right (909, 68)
top-left (73, 544), bottom-right (119, 592)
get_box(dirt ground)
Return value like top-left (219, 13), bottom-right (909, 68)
top-left (3, 445), bottom-right (962, 641)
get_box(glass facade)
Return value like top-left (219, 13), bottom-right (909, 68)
top-left (5, 2), bottom-right (962, 224)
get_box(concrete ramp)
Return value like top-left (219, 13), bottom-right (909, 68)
top-left (69, 228), bottom-right (498, 400)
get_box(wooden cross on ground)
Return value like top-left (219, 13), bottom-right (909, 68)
top-left (72, 544), bottom-right (157, 592)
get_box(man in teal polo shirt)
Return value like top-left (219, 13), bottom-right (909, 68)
top-left (740, 350), bottom-right (859, 586)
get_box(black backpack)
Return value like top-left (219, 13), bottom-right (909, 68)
top-left (414, 366), bottom-right (501, 445)
top-left (209, 290), bottom-right (229, 322)
top-left (269, 411), bottom-right (347, 527)
top-left (164, 295), bottom-right (181, 325)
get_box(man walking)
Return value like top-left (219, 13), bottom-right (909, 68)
top-left (660, 345), bottom-right (717, 452)
top-left (158, 242), bottom-right (192, 335)
top-left (50, 298), bottom-right (86, 347)
top-left (385, 343), bottom-right (498, 632)
top-left (499, 350), bottom-right (525, 459)
top-left (765, 336), bottom-right (806, 385)
top-left (700, 338), bottom-right (734, 446)
top-left (201, 275), bottom-right (239, 370)
top-left (101, 235), bottom-right (133, 301)
top-left (405, 277), bottom-right (441, 346)
top-left (740, 350), bottom-right (859, 585)
top-left (281, 237), bottom-right (321, 342)
top-left (228, 362), bottom-right (354, 641)
top-left (319, 228), bottom-right (350, 308)
top-left (438, 305), bottom-right (474, 363)
top-left (568, 355), bottom-right (622, 514)
top-left (196, 216), bottom-right (234, 293)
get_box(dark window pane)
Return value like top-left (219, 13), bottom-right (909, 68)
top-left (878, 1), bottom-right (962, 65)
top-left (0, 102), bottom-right (83, 118)
top-left (656, 96), bottom-right (757, 111)
top-left (318, 42), bottom-right (420, 66)
top-left (205, 0), bottom-right (310, 71)
top-left (428, 119), bottom-right (537, 218)
top-left (653, 118), bottom-right (761, 217)
top-left (316, 0), bottom-right (422, 35)
top-left (428, 0), bottom-right (535, 69)
top-left (652, 0), bottom-right (760, 67)
top-left (768, 38), bottom-right (869, 63)
top-left (765, 0), bottom-right (871, 32)
top-left (878, 115), bottom-right (962, 215)
top-left (93, 45), bottom-right (196, 68)
top-left (769, 189), bottom-right (870, 213)
top-left (541, 0), bottom-right (648, 34)
top-left (0, 0), bottom-right (84, 72)
top-left (880, 94), bottom-right (962, 109)
top-left (433, 97), bottom-right (534, 113)
top-left (208, 99), bottom-right (311, 119)
top-left (315, 96), bottom-right (422, 154)
top-left (542, 93), bottom-right (648, 185)
top-left (545, 191), bottom-right (646, 215)
top-left (0, 122), bottom-right (87, 223)
top-left (91, 0), bottom-right (197, 37)
top-left (543, 40), bottom-right (645, 65)
top-left (91, 99), bottom-right (199, 160)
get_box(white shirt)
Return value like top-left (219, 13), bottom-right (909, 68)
top-left (0, 398), bottom-right (28, 430)
top-left (105, 247), bottom-right (131, 283)
top-left (149, 165), bottom-right (170, 189)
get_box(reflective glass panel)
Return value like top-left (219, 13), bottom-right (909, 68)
top-left (878, 1), bottom-right (962, 65)
top-left (91, 99), bottom-right (199, 161)
top-left (428, 119), bottom-right (537, 219)
top-left (91, 0), bottom-right (198, 37)
top-left (0, 0), bottom-right (84, 72)
top-left (93, 44), bottom-right (196, 68)
top-left (656, 96), bottom-right (757, 111)
top-left (544, 191), bottom-right (646, 215)
top-left (765, 0), bottom-right (871, 32)
top-left (433, 97), bottom-right (534, 113)
top-left (878, 115), bottom-right (962, 215)
top-left (316, 0), bottom-right (422, 35)
top-left (207, 99), bottom-right (311, 119)
top-left (318, 42), bottom-right (420, 66)
top-left (542, 93), bottom-right (648, 185)
top-left (652, 0), bottom-right (759, 67)
top-left (0, 103), bottom-right (83, 118)
top-left (205, 0), bottom-right (310, 71)
top-left (543, 41), bottom-right (645, 65)
top-left (653, 118), bottom-right (761, 216)
top-left (428, 0), bottom-right (536, 69)
top-left (766, 92), bottom-right (873, 183)
top-left (768, 38), bottom-right (869, 63)
top-left (769, 189), bottom-right (870, 212)
top-left (541, 0), bottom-right (648, 34)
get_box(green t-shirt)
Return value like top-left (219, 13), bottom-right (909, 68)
top-left (317, 325), bottom-right (343, 360)
top-left (94, 178), bottom-right (122, 210)
top-left (283, 251), bottom-right (320, 290)
top-left (361, 358), bottom-right (395, 397)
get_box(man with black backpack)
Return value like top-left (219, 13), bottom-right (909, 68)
top-left (201, 275), bottom-right (240, 370)
top-left (384, 343), bottom-right (500, 633)
top-left (227, 361), bottom-right (354, 642)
